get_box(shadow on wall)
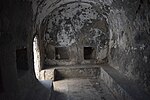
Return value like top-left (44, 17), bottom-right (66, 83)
top-left (0, 67), bottom-right (4, 93)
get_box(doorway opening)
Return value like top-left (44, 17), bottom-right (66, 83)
top-left (33, 35), bottom-right (41, 79)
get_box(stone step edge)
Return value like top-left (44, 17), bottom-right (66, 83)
top-left (101, 65), bottom-right (150, 100)
top-left (55, 67), bottom-right (101, 80)
top-left (40, 66), bottom-right (101, 81)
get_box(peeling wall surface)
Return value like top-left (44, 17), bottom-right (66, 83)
top-left (108, 0), bottom-right (150, 93)
top-left (33, 0), bottom-right (150, 93)
top-left (0, 0), bottom-right (150, 99)
top-left (34, 0), bottom-right (110, 66)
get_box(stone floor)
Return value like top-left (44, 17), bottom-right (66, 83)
top-left (52, 78), bottom-right (116, 100)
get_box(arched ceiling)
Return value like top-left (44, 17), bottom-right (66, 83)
top-left (33, 0), bottom-right (111, 25)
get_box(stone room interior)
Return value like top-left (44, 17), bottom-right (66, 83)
top-left (0, 0), bottom-right (150, 100)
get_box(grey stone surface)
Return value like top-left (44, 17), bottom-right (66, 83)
top-left (53, 78), bottom-right (116, 100)
top-left (0, 0), bottom-right (150, 100)
top-left (39, 65), bottom-right (101, 80)
top-left (101, 65), bottom-right (150, 100)
top-left (107, 0), bottom-right (150, 93)
top-left (55, 66), bottom-right (101, 80)
top-left (21, 80), bottom-right (53, 100)
top-left (33, 0), bottom-right (110, 66)
top-left (40, 65), bottom-right (101, 80)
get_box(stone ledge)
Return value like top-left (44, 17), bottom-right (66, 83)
top-left (40, 65), bottom-right (101, 81)
top-left (101, 65), bottom-right (150, 100)
top-left (55, 66), bottom-right (101, 80)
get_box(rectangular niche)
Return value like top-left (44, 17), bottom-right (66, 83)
top-left (0, 68), bottom-right (4, 93)
top-left (55, 47), bottom-right (69, 60)
top-left (16, 48), bottom-right (28, 70)
top-left (84, 47), bottom-right (96, 60)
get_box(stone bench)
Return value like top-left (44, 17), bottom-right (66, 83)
top-left (101, 65), bottom-right (150, 100)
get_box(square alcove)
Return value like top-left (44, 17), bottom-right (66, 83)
top-left (55, 47), bottom-right (69, 60)
top-left (84, 47), bottom-right (96, 60)
top-left (16, 48), bottom-right (28, 70)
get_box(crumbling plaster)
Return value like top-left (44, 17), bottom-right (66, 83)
top-left (108, 0), bottom-right (150, 93)
top-left (33, 0), bottom-right (110, 66)
top-left (32, 0), bottom-right (150, 94)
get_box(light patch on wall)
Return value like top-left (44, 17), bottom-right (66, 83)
top-left (57, 31), bottom-right (76, 46)
top-left (144, 56), bottom-right (148, 63)
top-left (33, 36), bottom-right (40, 79)
top-left (57, 23), bottom-right (76, 46)
top-left (89, 28), bottom-right (103, 42)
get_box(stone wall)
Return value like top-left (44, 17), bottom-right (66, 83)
top-left (1, 0), bottom-right (150, 99)
top-left (108, 0), bottom-right (150, 93)
top-left (0, 0), bottom-right (20, 95)
top-left (33, 0), bottom-right (110, 66)
top-left (0, 0), bottom-right (49, 100)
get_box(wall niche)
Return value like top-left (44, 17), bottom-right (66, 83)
top-left (16, 48), bottom-right (28, 72)
top-left (55, 47), bottom-right (69, 60)
top-left (84, 47), bottom-right (96, 60)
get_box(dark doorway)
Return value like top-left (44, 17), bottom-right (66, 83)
top-left (55, 47), bottom-right (69, 60)
top-left (16, 48), bottom-right (28, 70)
top-left (84, 47), bottom-right (95, 60)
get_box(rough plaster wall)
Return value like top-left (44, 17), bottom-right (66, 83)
top-left (33, 0), bottom-right (109, 65)
top-left (33, 0), bottom-right (110, 66)
top-left (0, 0), bottom-right (50, 100)
top-left (0, 0), bottom-right (19, 95)
top-left (108, 0), bottom-right (150, 93)
top-left (33, 0), bottom-right (110, 25)
top-left (46, 3), bottom-right (107, 46)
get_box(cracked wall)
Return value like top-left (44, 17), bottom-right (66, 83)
top-left (33, 0), bottom-right (150, 94)
top-left (40, 1), bottom-right (110, 66)
top-left (108, 0), bottom-right (150, 93)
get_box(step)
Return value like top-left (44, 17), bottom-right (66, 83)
top-left (101, 65), bottom-right (150, 100)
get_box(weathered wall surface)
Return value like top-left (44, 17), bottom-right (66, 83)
top-left (0, 0), bottom-right (21, 96)
top-left (45, 2), bottom-right (109, 65)
top-left (33, 0), bottom-right (110, 66)
top-left (0, 0), bottom-right (150, 99)
top-left (108, 0), bottom-right (150, 93)
top-left (0, 0), bottom-right (50, 100)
